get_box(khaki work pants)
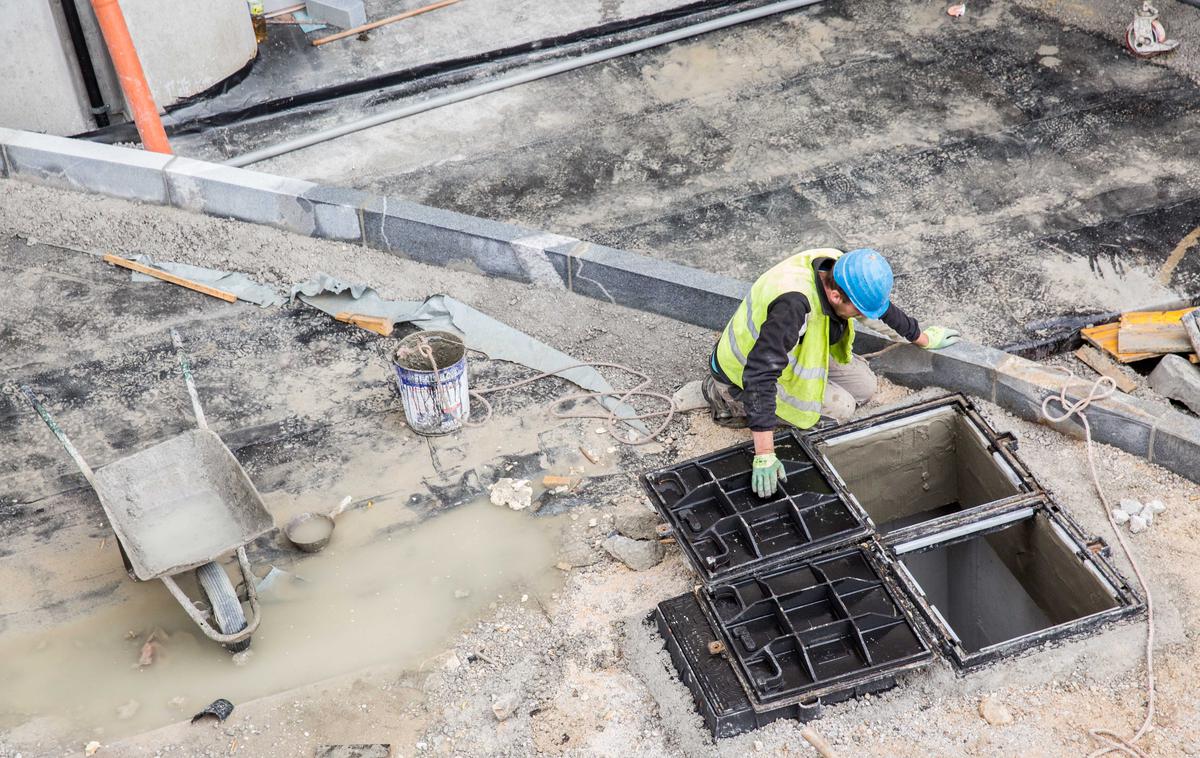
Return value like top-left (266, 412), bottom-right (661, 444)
top-left (704, 355), bottom-right (878, 428)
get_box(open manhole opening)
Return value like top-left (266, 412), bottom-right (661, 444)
top-left (814, 402), bottom-right (1030, 534)
top-left (894, 505), bottom-right (1135, 667)
top-left (651, 395), bottom-right (1144, 738)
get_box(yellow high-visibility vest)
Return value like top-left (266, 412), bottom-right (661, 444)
top-left (715, 248), bottom-right (854, 429)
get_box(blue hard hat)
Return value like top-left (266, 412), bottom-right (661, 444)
top-left (832, 248), bottom-right (894, 319)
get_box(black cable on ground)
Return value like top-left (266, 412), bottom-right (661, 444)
top-left (75, 0), bottom-right (811, 144)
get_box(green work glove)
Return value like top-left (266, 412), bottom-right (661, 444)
top-left (921, 326), bottom-right (961, 350)
top-left (751, 453), bottom-right (787, 498)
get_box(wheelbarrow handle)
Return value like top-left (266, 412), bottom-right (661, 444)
top-left (160, 547), bottom-right (262, 645)
top-left (170, 328), bottom-right (209, 431)
top-left (19, 385), bottom-right (98, 488)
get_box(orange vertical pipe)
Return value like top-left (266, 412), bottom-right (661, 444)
top-left (89, 0), bottom-right (172, 154)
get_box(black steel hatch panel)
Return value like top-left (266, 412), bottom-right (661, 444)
top-left (641, 431), bottom-right (870, 582)
top-left (702, 546), bottom-right (932, 707)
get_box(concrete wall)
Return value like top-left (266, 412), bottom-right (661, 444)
top-left (117, 0), bottom-right (258, 108)
top-left (0, 1), bottom-right (95, 135)
top-left (0, 0), bottom-right (257, 136)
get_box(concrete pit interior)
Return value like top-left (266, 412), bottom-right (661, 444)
top-left (816, 404), bottom-right (1024, 533)
top-left (896, 509), bottom-right (1123, 656)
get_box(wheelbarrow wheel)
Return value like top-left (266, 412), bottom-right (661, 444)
top-left (196, 561), bottom-right (250, 652)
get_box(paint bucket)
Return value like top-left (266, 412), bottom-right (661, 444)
top-left (393, 331), bottom-right (470, 435)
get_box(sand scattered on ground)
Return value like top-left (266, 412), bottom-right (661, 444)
top-left (3, 183), bottom-right (1199, 756)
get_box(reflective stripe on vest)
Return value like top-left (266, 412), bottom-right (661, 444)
top-left (744, 287), bottom-right (760, 340)
top-left (776, 386), bottom-right (823, 414)
top-left (715, 248), bottom-right (855, 429)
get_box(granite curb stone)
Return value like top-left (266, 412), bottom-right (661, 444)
top-left (3, 129), bottom-right (1200, 482)
top-left (0, 127), bottom-right (171, 204)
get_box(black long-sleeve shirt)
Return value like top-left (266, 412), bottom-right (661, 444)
top-left (711, 257), bottom-right (920, 431)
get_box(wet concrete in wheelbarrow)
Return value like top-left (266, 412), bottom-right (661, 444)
top-left (222, 0), bottom-right (1200, 351)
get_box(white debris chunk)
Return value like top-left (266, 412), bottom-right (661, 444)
top-left (979, 695), bottom-right (1014, 726)
top-left (1147, 499), bottom-right (1166, 514)
top-left (492, 692), bottom-right (519, 721)
top-left (1111, 508), bottom-right (1130, 525)
top-left (488, 478), bottom-right (533, 511)
top-left (1129, 515), bottom-right (1148, 534)
top-left (1118, 498), bottom-right (1141, 515)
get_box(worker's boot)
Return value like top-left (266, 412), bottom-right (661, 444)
top-left (701, 376), bottom-right (749, 429)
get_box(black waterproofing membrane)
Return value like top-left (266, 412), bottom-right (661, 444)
top-left (649, 395), bottom-right (1143, 738)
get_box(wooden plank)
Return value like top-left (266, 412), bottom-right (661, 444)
top-left (1183, 310), bottom-right (1200, 357)
top-left (1120, 306), bottom-right (1197, 325)
top-left (311, 0), bottom-right (460, 47)
top-left (1074, 346), bottom-right (1137, 393)
top-left (103, 254), bottom-right (238, 303)
top-left (1080, 322), bottom-right (1119, 353)
top-left (1080, 322), bottom-right (1159, 363)
top-left (1118, 322), bottom-right (1192, 354)
top-left (333, 311), bottom-right (394, 336)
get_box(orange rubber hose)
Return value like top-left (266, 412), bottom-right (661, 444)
top-left (89, 0), bottom-right (171, 154)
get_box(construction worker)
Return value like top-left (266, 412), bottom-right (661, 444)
top-left (703, 247), bottom-right (959, 498)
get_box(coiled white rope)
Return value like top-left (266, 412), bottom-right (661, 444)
top-left (412, 339), bottom-right (675, 445)
top-left (1039, 369), bottom-right (1155, 758)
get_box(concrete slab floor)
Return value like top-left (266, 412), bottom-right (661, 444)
top-left (2, 186), bottom-right (1200, 757)
top-left (173, 0), bottom-right (1200, 351)
top-left (93, 0), bottom-right (718, 137)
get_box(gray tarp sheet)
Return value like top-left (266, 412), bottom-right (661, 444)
top-left (290, 273), bottom-right (649, 434)
top-left (129, 255), bottom-right (286, 308)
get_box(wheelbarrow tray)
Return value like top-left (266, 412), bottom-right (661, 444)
top-left (92, 428), bottom-right (273, 581)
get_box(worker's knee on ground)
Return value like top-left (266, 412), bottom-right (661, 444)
top-left (848, 369), bottom-right (878, 405)
top-left (821, 384), bottom-right (856, 422)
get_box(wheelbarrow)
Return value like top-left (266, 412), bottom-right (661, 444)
top-left (20, 329), bottom-right (274, 651)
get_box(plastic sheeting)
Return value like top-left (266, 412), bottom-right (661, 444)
top-left (129, 254), bottom-right (285, 307)
top-left (290, 272), bottom-right (649, 433)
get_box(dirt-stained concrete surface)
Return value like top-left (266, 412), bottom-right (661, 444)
top-left (2, 184), bottom-right (1199, 757)
top-left (171, 0), bottom-right (1200, 352)
top-left (88, 0), bottom-right (722, 141)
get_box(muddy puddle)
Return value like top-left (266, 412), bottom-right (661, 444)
top-left (0, 499), bottom-right (565, 745)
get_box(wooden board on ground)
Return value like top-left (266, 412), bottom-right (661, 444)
top-left (1118, 322), bottom-right (1193, 354)
top-left (103, 253), bottom-right (238, 303)
top-left (1080, 320), bottom-right (1200, 363)
top-left (1074, 346), bottom-right (1137, 393)
top-left (333, 311), bottom-right (394, 336)
top-left (1117, 305), bottom-right (1197, 355)
top-left (1080, 322), bottom-right (1159, 363)
top-left (1119, 306), bottom-right (1197, 325)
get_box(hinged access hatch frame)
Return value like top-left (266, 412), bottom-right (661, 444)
top-left (886, 496), bottom-right (1142, 669)
top-left (650, 394), bottom-right (1145, 738)
top-left (699, 544), bottom-right (934, 709)
top-left (640, 430), bottom-right (872, 584)
top-left (806, 394), bottom-right (1041, 540)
